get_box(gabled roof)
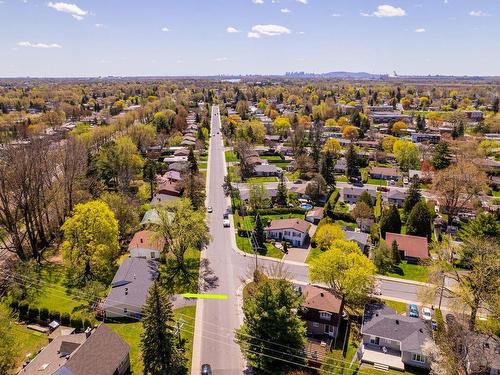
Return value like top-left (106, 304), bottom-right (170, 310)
top-left (264, 218), bottom-right (311, 234)
top-left (370, 166), bottom-right (400, 176)
top-left (385, 232), bottom-right (429, 259)
top-left (362, 304), bottom-right (432, 354)
top-left (128, 230), bottom-right (165, 253)
top-left (302, 285), bottom-right (342, 314)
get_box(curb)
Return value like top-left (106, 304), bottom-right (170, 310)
top-left (376, 275), bottom-right (432, 287)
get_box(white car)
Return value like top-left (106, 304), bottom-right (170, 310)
top-left (207, 206), bottom-right (213, 213)
top-left (223, 213), bottom-right (230, 227)
top-left (422, 307), bottom-right (432, 321)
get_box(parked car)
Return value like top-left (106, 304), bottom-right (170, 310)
top-left (422, 307), bottom-right (432, 321)
top-left (223, 213), bottom-right (230, 227)
top-left (353, 181), bottom-right (364, 187)
top-left (377, 186), bottom-right (389, 192)
top-left (207, 206), bottom-right (213, 213)
top-left (201, 364), bottom-right (212, 375)
top-left (409, 304), bottom-right (419, 318)
top-left (431, 320), bottom-right (438, 331)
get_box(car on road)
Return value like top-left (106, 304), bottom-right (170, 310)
top-left (294, 179), bottom-right (303, 184)
top-left (372, 280), bottom-right (382, 295)
top-left (422, 307), bottom-right (432, 321)
top-left (353, 181), bottom-right (364, 187)
top-left (201, 364), bottom-right (212, 375)
top-left (389, 180), bottom-right (396, 186)
top-left (376, 186), bottom-right (389, 192)
top-left (409, 304), bottom-right (419, 318)
top-left (207, 206), bottom-right (213, 213)
top-left (223, 213), bottom-right (230, 227)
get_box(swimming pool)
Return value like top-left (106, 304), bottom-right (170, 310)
top-left (300, 203), bottom-right (313, 210)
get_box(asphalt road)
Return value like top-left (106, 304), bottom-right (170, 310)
top-left (191, 105), bottom-right (449, 374)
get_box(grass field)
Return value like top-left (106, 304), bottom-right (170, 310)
top-left (385, 261), bottom-right (429, 282)
top-left (108, 305), bottom-right (196, 375)
top-left (12, 323), bottom-right (48, 368)
top-left (224, 150), bottom-right (239, 162)
top-left (367, 178), bottom-right (388, 186)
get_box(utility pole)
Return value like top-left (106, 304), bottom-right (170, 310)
top-left (175, 319), bottom-right (184, 347)
top-left (438, 271), bottom-right (445, 310)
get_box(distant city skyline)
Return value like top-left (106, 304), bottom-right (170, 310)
top-left (0, 0), bottom-right (499, 77)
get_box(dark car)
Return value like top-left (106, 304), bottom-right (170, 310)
top-left (201, 364), bottom-right (212, 375)
top-left (353, 181), bottom-right (364, 187)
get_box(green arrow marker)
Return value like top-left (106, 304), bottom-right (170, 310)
top-left (181, 293), bottom-right (228, 300)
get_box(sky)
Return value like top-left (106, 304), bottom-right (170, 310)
top-left (0, 0), bottom-right (499, 77)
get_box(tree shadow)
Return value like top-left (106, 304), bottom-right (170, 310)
top-left (159, 257), bottom-right (218, 294)
top-left (390, 265), bottom-right (404, 276)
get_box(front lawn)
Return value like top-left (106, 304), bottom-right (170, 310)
top-left (336, 175), bottom-right (348, 182)
top-left (284, 170), bottom-right (300, 181)
top-left (244, 176), bottom-right (278, 183)
top-left (108, 305), bottom-right (196, 375)
top-left (224, 150), bottom-right (239, 162)
top-left (367, 178), bottom-right (387, 186)
top-left (385, 261), bottom-right (429, 282)
top-left (381, 299), bottom-right (408, 314)
top-left (12, 323), bottom-right (48, 368)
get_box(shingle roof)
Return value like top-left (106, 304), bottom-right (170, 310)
top-left (264, 218), bottom-right (310, 234)
top-left (362, 304), bottom-right (432, 354)
top-left (302, 285), bottom-right (342, 314)
top-left (385, 232), bottom-right (429, 259)
top-left (128, 230), bottom-right (165, 253)
top-left (102, 258), bottom-right (158, 313)
top-left (370, 166), bottom-right (400, 176)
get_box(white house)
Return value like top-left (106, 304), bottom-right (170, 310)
top-left (129, 230), bottom-right (165, 259)
top-left (264, 218), bottom-right (311, 247)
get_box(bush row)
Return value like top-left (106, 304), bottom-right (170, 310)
top-left (9, 300), bottom-right (93, 331)
top-left (249, 207), bottom-right (307, 216)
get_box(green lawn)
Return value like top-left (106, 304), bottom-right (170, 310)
top-left (385, 261), bottom-right (429, 282)
top-left (244, 176), bottom-right (278, 183)
top-left (492, 190), bottom-right (500, 197)
top-left (284, 170), bottom-right (300, 181)
top-left (381, 299), bottom-right (408, 314)
top-left (198, 162), bottom-right (207, 170)
top-left (336, 175), bottom-right (348, 182)
top-left (306, 246), bottom-right (323, 263)
top-left (367, 178), bottom-right (387, 186)
top-left (12, 323), bottom-right (48, 368)
top-left (108, 305), bottom-right (196, 375)
top-left (224, 150), bottom-right (239, 162)
top-left (260, 155), bottom-right (283, 161)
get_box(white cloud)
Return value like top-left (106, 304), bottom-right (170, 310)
top-left (296, 0), bottom-right (308, 4)
top-left (469, 10), bottom-right (489, 17)
top-left (95, 23), bottom-right (107, 28)
top-left (161, 27), bottom-right (169, 32)
top-left (362, 4), bottom-right (406, 17)
top-left (247, 31), bottom-right (261, 38)
top-left (280, 8), bottom-right (291, 13)
top-left (414, 28), bottom-right (426, 33)
top-left (331, 13), bottom-right (341, 17)
top-left (226, 26), bottom-right (240, 33)
top-left (298, 31), bottom-right (305, 34)
top-left (17, 41), bottom-right (62, 49)
top-left (47, 2), bottom-right (88, 19)
top-left (214, 57), bottom-right (228, 62)
top-left (251, 24), bottom-right (291, 36)
top-left (252, 0), bottom-right (264, 4)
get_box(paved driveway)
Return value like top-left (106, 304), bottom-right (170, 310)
top-left (283, 247), bottom-right (310, 263)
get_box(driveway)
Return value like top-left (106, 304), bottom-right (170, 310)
top-left (283, 247), bottom-right (310, 263)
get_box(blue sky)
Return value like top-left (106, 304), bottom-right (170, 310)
top-left (0, 0), bottom-right (498, 77)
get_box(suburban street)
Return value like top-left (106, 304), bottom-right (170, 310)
top-left (192, 106), bottom-right (456, 374)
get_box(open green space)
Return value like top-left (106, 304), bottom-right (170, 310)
top-left (12, 323), bottom-right (48, 368)
top-left (284, 170), bottom-right (301, 181)
top-left (367, 178), bottom-right (388, 186)
top-left (385, 261), bottom-right (429, 282)
top-left (224, 150), bottom-right (239, 162)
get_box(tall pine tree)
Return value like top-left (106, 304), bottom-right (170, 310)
top-left (379, 205), bottom-right (402, 238)
top-left (253, 213), bottom-right (265, 248)
top-left (403, 180), bottom-right (422, 214)
top-left (320, 151), bottom-right (336, 189)
top-left (141, 281), bottom-right (187, 375)
top-left (431, 141), bottom-right (452, 170)
top-left (345, 144), bottom-right (359, 180)
top-left (406, 201), bottom-right (432, 240)
top-left (276, 173), bottom-right (288, 207)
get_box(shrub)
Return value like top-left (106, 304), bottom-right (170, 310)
top-left (83, 318), bottom-right (93, 330)
top-left (39, 307), bottom-right (49, 321)
top-left (9, 299), bottom-right (19, 311)
top-left (18, 301), bottom-right (29, 319)
top-left (61, 312), bottom-right (71, 325)
top-left (70, 315), bottom-right (83, 331)
top-left (49, 310), bottom-right (61, 322)
top-left (28, 306), bottom-right (39, 320)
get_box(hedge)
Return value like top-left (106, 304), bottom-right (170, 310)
top-left (328, 190), bottom-right (340, 206)
top-left (332, 211), bottom-right (354, 222)
top-left (61, 312), bottom-right (71, 325)
top-left (71, 316), bottom-right (83, 330)
top-left (28, 306), bottom-right (39, 320)
top-left (49, 310), bottom-right (61, 322)
top-left (18, 301), bottom-right (29, 318)
top-left (39, 307), bottom-right (49, 321)
top-left (250, 207), bottom-right (307, 216)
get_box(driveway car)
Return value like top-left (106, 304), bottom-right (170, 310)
top-left (422, 307), bottom-right (432, 321)
top-left (201, 364), bottom-right (212, 375)
top-left (409, 304), bottom-right (419, 318)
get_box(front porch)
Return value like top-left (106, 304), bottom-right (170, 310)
top-left (360, 344), bottom-right (405, 371)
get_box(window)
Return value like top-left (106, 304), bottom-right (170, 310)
top-left (124, 308), bottom-right (128, 314)
top-left (312, 322), bottom-right (320, 327)
top-left (412, 353), bottom-right (425, 363)
top-left (151, 251), bottom-right (156, 258)
top-left (320, 312), bottom-right (332, 320)
top-left (369, 336), bottom-right (379, 345)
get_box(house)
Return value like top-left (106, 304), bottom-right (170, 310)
top-left (356, 217), bottom-right (375, 234)
top-left (102, 258), bottom-right (158, 318)
top-left (151, 193), bottom-right (180, 205)
top-left (465, 333), bottom-right (500, 375)
top-left (369, 167), bottom-right (401, 181)
top-left (383, 189), bottom-right (407, 208)
top-left (385, 232), bottom-right (429, 262)
top-left (344, 230), bottom-right (370, 253)
top-left (334, 158), bottom-right (347, 174)
top-left (411, 133), bottom-right (441, 144)
top-left (19, 325), bottom-right (130, 375)
top-left (157, 179), bottom-right (182, 197)
top-left (264, 135), bottom-right (281, 147)
top-left (306, 207), bottom-right (324, 224)
top-left (168, 162), bottom-right (187, 173)
top-left (140, 209), bottom-right (160, 226)
top-left (299, 285), bottom-right (343, 338)
top-left (342, 186), bottom-right (377, 205)
top-left (173, 148), bottom-right (191, 157)
top-left (360, 303), bottom-right (432, 371)
top-left (264, 218), bottom-right (311, 247)
top-left (370, 112), bottom-right (412, 124)
top-left (463, 110), bottom-right (483, 121)
top-left (409, 169), bottom-right (433, 183)
top-left (129, 230), bottom-right (165, 259)
top-left (253, 164), bottom-right (282, 177)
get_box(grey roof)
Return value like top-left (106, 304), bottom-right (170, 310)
top-left (362, 304), bottom-right (432, 354)
top-left (466, 333), bottom-right (500, 371)
top-left (254, 164), bottom-right (281, 173)
top-left (102, 258), bottom-right (158, 313)
top-left (141, 209), bottom-right (160, 226)
top-left (344, 230), bottom-right (369, 249)
top-left (385, 189), bottom-right (407, 200)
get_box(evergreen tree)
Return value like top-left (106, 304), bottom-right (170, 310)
top-left (187, 147), bottom-right (198, 175)
top-left (143, 158), bottom-right (160, 200)
top-left (357, 190), bottom-right (373, 207)
top-left (254, 213), bottom-right (265, 248)
top-left (373, 240), bottom-right (394, 273)
top-left (141, 281), bottom-right (187, 375)
top-left (493, 96), bottom-right (500, 113)
top-left (222, 174), bottom-right (233, 197)
top-left (320, 151), bottom-right (336, 189)
top-left (403, 180), bottom-right (422, 214)
top-left (406, 201), bottom-right (432, 240)
top-left (379, 205), bottom-right (402, 238)
top-left (345, 144), bottom-right (359, 180)
top-left (416, 115), bottom-right (426, 132)
top-left (236, 278), bottom-right (306, 373)
top-left (276, 174), bottom-right (288, 207)
top-left (324, 198), bottom-right (334, 219)
top-left (391, 240), bottom-right (401, 264)
top-left (283, 241), bottom-right (288, 254)
top-left (431, 141), bottom-right (452, 170)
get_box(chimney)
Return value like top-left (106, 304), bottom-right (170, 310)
top-left (140, 237), bottom-right (143, 244)
top-left (84, 327), bottom-right (91, 338)
top-left (125, 288), bottom-right (128, 296)
top-left (320, 292), bottom-right (324, 297)
top-left (396, 320), bottom-right (399, 325)
top-left (133, 273), bottom-right (136, 280)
